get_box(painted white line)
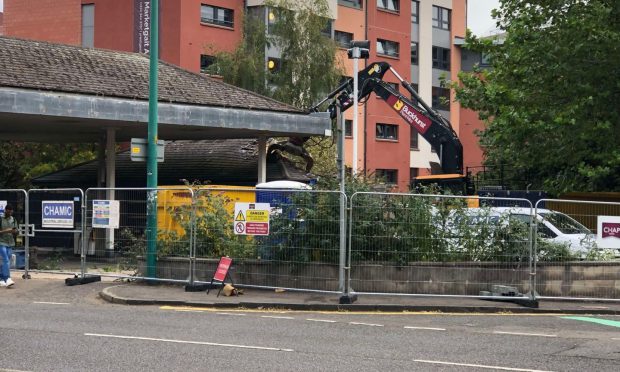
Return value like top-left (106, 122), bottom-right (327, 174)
top-left (84, 333), bottom-right (294, 352)
top-left (306, 318), bottom-right (337, 323)
top-left (217, 312), bottom-right (247, 316)
top-left (404, 326), bottom-right (446, 331)
top-left (493, 331), bottom-right (557, 338)
top-left (0, 369), bottom-right (33, 372)
top-left (174, 309), bottom-right (206, 313)
top-left (33, 301), bottom-right (70, 305)
top-left (349, 322), bottom-right (384, 327)
top-left (611, 338), bottom-right (620, 341)
top-left (261, 315), bottom-right (294, 320)
top-left (580, 306), bottom-right (609, 310)
top-left (413, 359), bottom-right (553, 372)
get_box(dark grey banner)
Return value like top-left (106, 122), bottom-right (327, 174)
top-left (134, 0), bottom-right (151, 53)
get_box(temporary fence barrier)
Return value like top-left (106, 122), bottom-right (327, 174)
top-left (534, 199), bottom-right (620, 300)
top-left (80, 187), bottom-right (195, 283)
top-left (26, 189), bottom-right (84, 276)
top-left (190, 187), bottom-right (346, 293)
top-left (5, 185), bottom-right (619, 302)
top-left (347, 192), bottom-right (535, 299)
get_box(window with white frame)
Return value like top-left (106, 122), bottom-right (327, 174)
top-left (338, 0), bottom-right (363, 9)
top-left (345, 119), bottom-right (353, 137)
top-left (376, 169), bottom-right (398, 184)
top-left (335, 30), bottom-right (353, 48)
top-left (378, 0), bottom-right (400, 12)
top-left (376, 123), bottom-right (398, 140)
top-left (432, 5), bottom-right (450, 30)
top-left (432, 46), bottom-right (450, 70)
top-left (200, 55), bottom-right (216, 73)
top-left (81, 4), bottom-right (95, 48)
top-left (377, 39), bottom-right (400, 58)
top-left (432, 87), bottom-right (451, 111)
top-left (411, 1), bottom-right (419, 23)
top-left (201, 4), bottom-right (234, 28)
top-left (410, 130), bottom-right (419, 150)
top-left (410, 42), bottom-right (418, 65)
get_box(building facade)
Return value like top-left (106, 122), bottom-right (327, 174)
top-left (4, 0), bottom-right (478, 191)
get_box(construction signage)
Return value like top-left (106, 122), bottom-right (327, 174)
top-left (233, 202), bottom-right (270, 236)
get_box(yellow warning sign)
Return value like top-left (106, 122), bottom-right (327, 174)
top-left (247, 210), bottom-right (268, 222)
top-left (235, 210), bottom-right (245, 221)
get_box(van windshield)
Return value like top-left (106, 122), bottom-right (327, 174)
top-left (539, 212), bottom-right (590, 234)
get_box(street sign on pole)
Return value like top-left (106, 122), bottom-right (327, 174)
top-left (130, 138), bottom-right (165, 162)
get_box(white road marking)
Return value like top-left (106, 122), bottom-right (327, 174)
top-left (174, 309), bottom-right (206, 313)
top-left (493, 331), bottom-right (557, 338)
top-left (0, 369), bottom-right (33, 372)
top-left (306, 318), bottom-right (337, 323)
top-left (404, 326), bottom-right (446, 331)
top-left (261, 315), bottom-right (295, 320)
top-left (33, 301), bottom-right (70, 305)
top-left (611, 338), bottom-right (620, 341)
top-left (349, 322), bottom-right (384, 327)
top-left (413, 359), bottom-right (553, 372)
top-left (217, 312), bottom-right (247, 316)
top-left (84, 333), bottom-right (294, 352)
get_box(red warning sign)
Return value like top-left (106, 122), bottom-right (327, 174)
top-left (246, 222), bottom-right (269, 235)
top-left (213, 257), bottom-right (232, 282)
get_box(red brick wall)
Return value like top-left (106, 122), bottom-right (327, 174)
top-left (0, 12), bottom-right (5, 35)
top-left (84, 0), bottom-right (133, 52)
top-left (366, 1), bottom-right (413, 191)
top-left (4, 0), bottom-right (82, 45)
top-left (178, 0), bottom-right (244, 73)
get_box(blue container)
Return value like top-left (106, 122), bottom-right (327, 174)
top-left (255, 181), bottom-right (311, 260)
top-left (12, 249), bottom-right (25, 269)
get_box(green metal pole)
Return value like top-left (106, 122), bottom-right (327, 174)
top-left (146, 0), bottom-right (159, 278)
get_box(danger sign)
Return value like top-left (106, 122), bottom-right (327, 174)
top-left (234, 202), bottom-right (270, 236)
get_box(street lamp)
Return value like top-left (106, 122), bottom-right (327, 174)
top-left (347, 40), bottom-right (369, 177)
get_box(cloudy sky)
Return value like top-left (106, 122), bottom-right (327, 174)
top-left (467, 0), bottom-right (501, 35)
top-left (0, 0), bottom-right (499, 35)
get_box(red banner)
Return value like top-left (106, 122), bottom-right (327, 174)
top-left (213, 257), bottom-right (232, 282)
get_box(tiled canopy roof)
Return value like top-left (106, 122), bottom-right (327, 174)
top-left (0, 36), bottom-right (301, 113)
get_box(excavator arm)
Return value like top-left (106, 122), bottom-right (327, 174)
top-left (310, 62), bottom-right (464, 176)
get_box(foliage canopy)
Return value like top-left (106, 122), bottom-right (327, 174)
top-left (453, 0), bottom-right (620, 194)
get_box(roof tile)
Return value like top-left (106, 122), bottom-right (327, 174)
top-left (0, 36), bottom-right (301, 114)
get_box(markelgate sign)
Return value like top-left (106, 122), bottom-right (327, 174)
top-left (134, 0), bottom-right (151, 53)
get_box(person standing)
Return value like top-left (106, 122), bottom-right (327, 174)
top-left (0, 204), bottom-right (18, 288)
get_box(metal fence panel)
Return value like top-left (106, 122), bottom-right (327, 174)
top-left (192, 187), bottom-right (345, 293)
top-left (83, 187), bottom-right (194, 283)
top-left (348, 192), bottom-right (534, 298)
top-left (535, 199), bottom-right (620, 300)
top-left (26, 189), bottom-right (84, 276)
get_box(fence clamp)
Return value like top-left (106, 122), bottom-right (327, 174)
top-left (19, 224), bottom-right (35, 237)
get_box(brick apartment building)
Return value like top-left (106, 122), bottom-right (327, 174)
top-left (3, 0), bottom-right (483, 191)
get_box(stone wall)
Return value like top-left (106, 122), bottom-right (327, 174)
top-left (142, 258), bottom-right (620, 298)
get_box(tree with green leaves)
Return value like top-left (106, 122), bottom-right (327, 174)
top-left (206, 0), bottom-right (344, 177)
top-left (208, 0), bottom-right (343, 109)
top-left (453, 0), bottom-right (620, 195)
top-left (0, 142), bottom-right (97, 189)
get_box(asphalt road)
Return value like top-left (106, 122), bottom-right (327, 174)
top-left (1, 280), bottom-right (619, 371)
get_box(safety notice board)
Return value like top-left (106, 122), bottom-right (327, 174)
top-left (233, 202), bottom-right (270, 236)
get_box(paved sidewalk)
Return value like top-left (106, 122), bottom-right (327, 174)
top-left (6, 272), bottom-right (620, 314)
top-left (100, 280), bottom-right (620, 314)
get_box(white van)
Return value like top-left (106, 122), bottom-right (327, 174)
top-left (461, 207), bottom-right (599, 256)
